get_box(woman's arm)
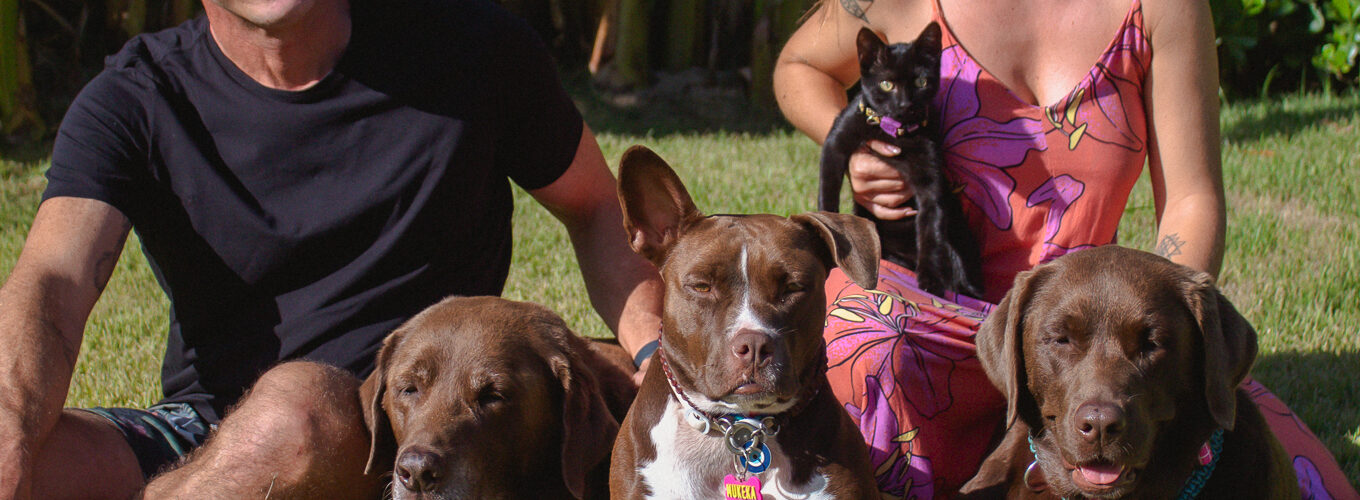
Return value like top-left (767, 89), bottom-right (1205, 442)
top-left (1142, 0), bottom-right (1225, 277)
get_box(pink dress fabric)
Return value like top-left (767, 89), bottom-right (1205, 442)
top-left (822, 1), bottom-right (1359, 498)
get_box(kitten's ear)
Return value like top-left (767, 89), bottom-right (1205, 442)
top-left (914, 22), bottom-right (943, 57)
top-left (856, 27), bottom-right (886, 69)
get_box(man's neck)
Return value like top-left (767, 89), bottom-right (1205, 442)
top-left (203, 0), bottom-right (351, 91)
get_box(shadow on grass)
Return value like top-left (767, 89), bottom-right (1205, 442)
top-left (563, 69), bottom-right (790, 137)
top-left (1253, 350), bottom-right (1360, 479)
top-left (1221, 95), bottom-right (1360, 144)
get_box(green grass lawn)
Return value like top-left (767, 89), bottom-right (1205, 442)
top-left (2, 90), bottom-right (1357, 485)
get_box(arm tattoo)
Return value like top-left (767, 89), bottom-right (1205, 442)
top-left (92, 219), bottom-right (132, 294)
top-left (841, 0), bottom-right (870, 22)
top-left (1155, 233), bottom-right (1186, 259)
top-left (93, 249), bottom-right (119, 294)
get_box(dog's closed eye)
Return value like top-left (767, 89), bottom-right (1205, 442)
top-left (399, 383), bottom-right (420, 398)
top-left (477, 385), bottom-right (506, 407)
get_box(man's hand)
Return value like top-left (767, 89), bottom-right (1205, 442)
top-left (633, 358), bottom-right (651, 387)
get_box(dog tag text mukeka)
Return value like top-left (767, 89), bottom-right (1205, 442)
top-left (723, 474), bottom-right (762, 500)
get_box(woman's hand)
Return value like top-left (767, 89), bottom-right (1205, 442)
top-left (849, 140), bottom-right (917, 219)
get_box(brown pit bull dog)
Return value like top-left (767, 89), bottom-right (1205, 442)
top-left (960, 246), bottom-right (1298, 499)
top-left (360, 296), bottom-right (636, 500)
top-left (609, 145), bottom-right (880, 499)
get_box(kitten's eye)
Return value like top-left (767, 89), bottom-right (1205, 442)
top-left (878, 80), bottom-right (895, 92)
top-left (915, 76), bottom-right (928, 88)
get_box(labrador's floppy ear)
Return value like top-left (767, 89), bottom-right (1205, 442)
top-left (536, 315), bottom-right (620, 499)
top-left (1181, 272), bottom-right (1258, 430)
top-left (976, 266), bottom-right (1049, 429)
top-left (617, 145), bottom-right (702, 265)
top-left (792, 211), bottom-right (881, 290)
top-left (360, 327), bottom-right (402, 475)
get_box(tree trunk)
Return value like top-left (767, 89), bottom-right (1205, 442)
top-left (604, 0), bottom-right (649, 88)
top-left (750, 0), bottom-right (809, 110)
top-left (1, 0), bottom-right (42, 137)
top-left (661, 0), bottom-right (703, 71)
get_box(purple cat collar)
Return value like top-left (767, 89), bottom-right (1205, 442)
top-left (858, 101), bottom-right (926, 137)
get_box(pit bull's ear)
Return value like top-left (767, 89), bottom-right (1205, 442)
top-left (977, 266), bottom-right (1047, 430)
top-left (360, 328), bottom-right (401, 475)
top-left (618, 145), bottom-right (701, 265)
top-left (550, 343), bottom-right (619, 500)
top-left (792, 212), bottom-right (880, 290)
top-left (856, 27), bottom-right (886, 70)
top-left (1181, 272), bottom-right (1258, 430)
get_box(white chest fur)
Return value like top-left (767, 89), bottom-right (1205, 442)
top-left (637, 399), bottom-right (836, 500)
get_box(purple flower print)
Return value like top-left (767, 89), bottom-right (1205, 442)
top-left (936, 45), bottom-right (1047, 231)
top-left (845, 375), bottom-right (935, 500)
top-left (827, 291), bottom-right (975, 421)
top-left (1294, 456), bottom-right (1332, 500)
top-left (1043, 20), bottom-right (1147, 154)
top-left (1026, 175), bottom-right (1095, 261)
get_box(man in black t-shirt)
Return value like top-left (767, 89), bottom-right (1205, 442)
top-left (0, 0), bottom-right (663, 497)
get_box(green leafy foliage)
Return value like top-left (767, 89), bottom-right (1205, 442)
top-left (1313, 0), bottom-right (1360, 79)
top-left (1213, 0), bottom-right (1359, 97)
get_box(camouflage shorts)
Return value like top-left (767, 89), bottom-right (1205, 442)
top-left (81, 402), bottom-right (213, 479)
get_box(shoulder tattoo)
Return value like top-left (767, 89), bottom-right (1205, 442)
top-left (1155, 233), bottom-right (1186, 259)
top-left (841, 0), bottom-right (870, 22)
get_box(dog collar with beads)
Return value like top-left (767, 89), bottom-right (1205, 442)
top-left (1023, 429), bottom-right (1224, 500)
top-left (858, 101), bottom-right (926, 137)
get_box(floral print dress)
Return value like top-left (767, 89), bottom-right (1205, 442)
top-left (822, 1), bottom-right (1357, 498)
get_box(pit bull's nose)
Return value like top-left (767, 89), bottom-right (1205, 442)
top-left (396, 446), bottom-right (444, 492)
top-left (1075, 401), bottom-right (1126, 444)
top-left (732, 331), bottom-right (774, 367)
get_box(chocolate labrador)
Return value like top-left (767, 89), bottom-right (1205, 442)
top-left (360, 296), bottom-right (636, 500)
top-left (960, 246), bottom-right (1298, 499)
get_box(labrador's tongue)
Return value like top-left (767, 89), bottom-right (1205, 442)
top-left (1077, 464), bottom-right (1124, 485)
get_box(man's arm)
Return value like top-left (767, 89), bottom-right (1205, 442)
top-left (527, 125), bottom-right (665, 380)
top-left (0, 197), bottom-right (130, 499)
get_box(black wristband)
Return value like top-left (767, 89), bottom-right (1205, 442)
top-left (633, 339), bottom-right (660, 368)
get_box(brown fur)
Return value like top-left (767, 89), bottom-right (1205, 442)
top-left (609, 145), bottom-right (880, 499)
top-left (360, 296), bottom-right (636, 500)
top-left (960, 246), bottom-right (1298, 499)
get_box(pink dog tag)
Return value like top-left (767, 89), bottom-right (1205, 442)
top-left (1197, 441), bottom-right (1214, 466)
top-left (723, 474), bottom-right (763, 500)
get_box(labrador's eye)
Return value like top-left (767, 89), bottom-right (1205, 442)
top-left (478, 387), bottom-right (505, 406)
top-left (915, 75), bottom-right (928, 88)
top-left (399, 385), bottom-right (419, 397)
top-left (1141, 328), bottom-right (1161, 354)
top-left (688, 283), bottom-right (712, 293)
top-left (879, 80), bottom-right (896, 92)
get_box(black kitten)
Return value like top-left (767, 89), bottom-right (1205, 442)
top-left (818, 23), bottom-right (983, 299)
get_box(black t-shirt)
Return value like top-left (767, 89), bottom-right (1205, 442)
top-left (43, 0), bottom-right (583, 422)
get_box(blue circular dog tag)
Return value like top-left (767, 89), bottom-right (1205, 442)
top-left (738, 442), bottom-right (772, 474)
